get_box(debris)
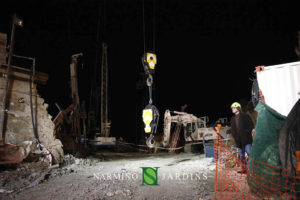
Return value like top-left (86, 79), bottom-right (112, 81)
top-left (106, 191), bottom-right (114, 197)
top-left (49, 164), bottom-right (59, 170)
top-left (115, 190), bottom-right (122, 195)
top-left (60, 154), bottom-right (76, 167)
top-left (125, 189), bottom-right (132, 196)
top-left (0, 188), bottom-right (14, 194)
top-left (0, 141), bottom-right (34, 165)
top-left (0, 152), bottom-right (215, 199)
top-left (16, 171), bottom-right (49, 193)
top-left (225, 154), bottom-right (239, 169)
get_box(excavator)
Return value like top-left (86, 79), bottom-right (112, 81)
top-left (162, 109), bottom-right (230, 148)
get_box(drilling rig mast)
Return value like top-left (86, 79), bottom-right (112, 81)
top-left (100, 43), bottom-right (110, 137)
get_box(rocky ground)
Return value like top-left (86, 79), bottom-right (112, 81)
top-left (0, 151), bottom-right (215, 200)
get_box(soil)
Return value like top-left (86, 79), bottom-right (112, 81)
top-left (0, 152), bottom-right (215, 200)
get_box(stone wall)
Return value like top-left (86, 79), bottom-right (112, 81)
top-left (0, 76), bottom-right (64, 163)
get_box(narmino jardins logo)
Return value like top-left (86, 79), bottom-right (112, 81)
top-left (140, 167), bottom-right (159, 186)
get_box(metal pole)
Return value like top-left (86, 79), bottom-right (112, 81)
top-left (104, 44), bottom-right (109, 137)
top-left (30, 58), bottom-right (39, 142)
top-left (0, 14), bottom-right (17, 145)
top-left (70, 53), bottom-right (82, 142)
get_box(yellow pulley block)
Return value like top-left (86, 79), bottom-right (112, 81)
top-left (142, 52), bottom-right (157, 75)
top-left (142, 109), bottom-right (153, 133)
top-left (146, 53), bottom-right (157, 70)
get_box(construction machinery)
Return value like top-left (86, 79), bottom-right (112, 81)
top-left (84, 42), bottom-right (115, 147)
top-left (69, 53), bottom-right (83, 143)
top-left (91, 43), bottom-right (115, 146)
top-left (162, 109), bottom-right (230, 148)
top-left (52, 53), bottom-right (88, 155)
top-left (54, 46), bottom-right (115, 155)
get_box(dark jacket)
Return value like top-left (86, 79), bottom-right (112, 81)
top-left (228, 113), bottom-right (254, 148)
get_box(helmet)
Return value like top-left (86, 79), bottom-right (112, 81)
top-left (231, 102), bottom-right (241, 109)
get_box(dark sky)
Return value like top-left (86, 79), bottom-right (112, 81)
top-left (1, 0), bottom-right (300, 141)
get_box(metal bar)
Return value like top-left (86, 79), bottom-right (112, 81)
top-left (100, 43), bottom-right (104, 136)
top-left (0, 66), bottom-right (48, 85)
top-left (100, 43), bottom-right (110, 137)
top-left (70, 53), bottom-right (82, 142)
top-left (55, 103), bottom-right (62, 112)
top-left (5, 52), bottom-right (38, 143)
top-left (12, 54), bottom-right (35, 61)
top-left (0, 18), bottom-right (16, 145)
top-left (105, 43), bottom-right (109, 137)
top-left (30, 58), bottom-right (39, 141)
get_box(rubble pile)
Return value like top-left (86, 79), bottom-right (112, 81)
top-left (0, 159), bottom-right (50, 193)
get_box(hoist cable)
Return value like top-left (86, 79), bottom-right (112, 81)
top-left (142, 0), bottom-right (159, 148)
top-left (149, 85), bottom-right (152, 104)
top-left (153, 0), bottom-right (156, 52)
top-left (143, 0), bottom-right (156, 53)
top-left (142, 0), bottom-right (146, 55)
top-left (103, 0), bottom-right (107, 42)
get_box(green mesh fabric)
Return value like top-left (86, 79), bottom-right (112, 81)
top-left (247, 101), bottom-right (288, 197)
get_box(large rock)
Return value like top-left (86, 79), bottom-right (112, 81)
top-left (0, 141), bottom-right (34, 165)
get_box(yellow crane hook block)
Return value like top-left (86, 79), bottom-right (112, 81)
top-left (143, 109), bottom-right (153, 133)
top-left (142, 52), bottom-right (157, 75)
top-left (146, 53), bottom-right (157, 70)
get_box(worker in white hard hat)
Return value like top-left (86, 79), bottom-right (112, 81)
top-left (227, 102), bottom-right (254, 173)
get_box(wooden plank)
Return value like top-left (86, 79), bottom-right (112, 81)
top-left (0, 64), bottom-right (48, 84)
top-left (0, 34), bottom-right (8, 64)
top-left (0, 33), bottom-right (7, 48)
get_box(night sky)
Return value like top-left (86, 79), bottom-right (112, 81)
top-left (1, 0), bottom-right (300, 142)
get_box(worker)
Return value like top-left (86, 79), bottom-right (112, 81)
top-left (227, 102), bottom-right (254, 173)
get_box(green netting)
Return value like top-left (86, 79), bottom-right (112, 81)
top-left (247, 101), bottom-right (288, 197)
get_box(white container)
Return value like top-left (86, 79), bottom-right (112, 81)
top-left (256, 61), bottom-right (300, 116)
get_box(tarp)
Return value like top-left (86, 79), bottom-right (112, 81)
top-left (249, 101), bottom-right (286, 165)
top-left (256, 61), bottom-right (300, 116)
top-left (247, 101), bottom-right (286, 195)
top-left (278, 98), bottom-right (300, 177)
